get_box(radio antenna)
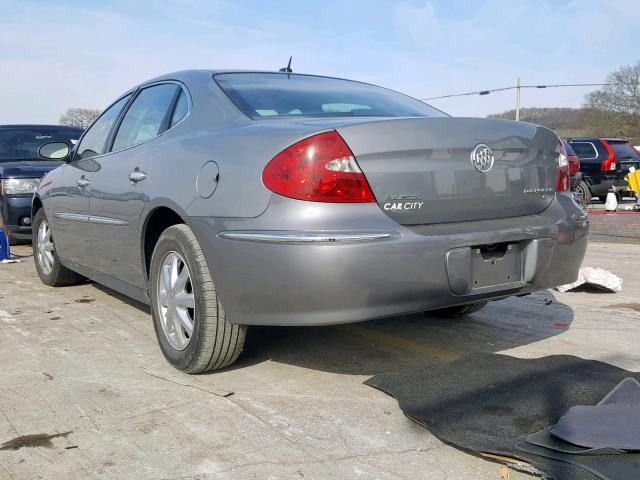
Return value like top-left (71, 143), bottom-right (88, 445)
top-left (279, 56), bottom-right (293, 73)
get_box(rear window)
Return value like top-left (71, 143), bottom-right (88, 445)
top-left (215, 73), bottom-right (446, 119)
top-left (0, 128), bottom-right (82, 162)
top-left (569, 141), bottom-right (598, 160)
top-left (608, 141), bottom-right (640, 160)
top-left (563, 141), bottom-right (576, 156)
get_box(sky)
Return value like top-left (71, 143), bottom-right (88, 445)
top-left (1, 0), bottom-right (639, 124)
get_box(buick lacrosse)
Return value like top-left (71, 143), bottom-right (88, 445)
top-left (33, 71), bottom-right (588, 372)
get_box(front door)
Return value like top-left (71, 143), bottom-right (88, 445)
top-left (48, 95), bottom-right (132, 267)
top-left (46, 161), bottom-right (91, 266)
top-left (89, 83), bottom-right (180, 288)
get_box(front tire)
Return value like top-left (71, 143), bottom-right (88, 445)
top-left (149, 224), bottom-right (246, 373)
top-left (32, 209), bottom-right (83, 286)
top-left (429, 301), bottom-right (488, 318)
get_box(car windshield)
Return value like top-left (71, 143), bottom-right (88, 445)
top-left (215, 72), bottom-right (447, 119)
top-left (0, 127), bottom-right (82, 161)
top-left (608, 141), bottom-right (640, 160)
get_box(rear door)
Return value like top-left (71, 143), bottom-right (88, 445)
top-left (568, 140), bottom-right (601, 181)
top-left (88, 82), bottom-right (183, 287)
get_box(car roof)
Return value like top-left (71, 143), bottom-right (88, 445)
top-left (0, 124), bottom-right (84, 131)
top-left (137, 69), bottom-right (390, 91)
top-left (567, 136), bottom-right (628, 142)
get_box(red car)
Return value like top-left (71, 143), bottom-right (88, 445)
top-left (563, 141), bottom-right (581, 188)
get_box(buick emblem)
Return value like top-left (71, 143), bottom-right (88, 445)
top-left (470, 144), bottom-right (494, 173)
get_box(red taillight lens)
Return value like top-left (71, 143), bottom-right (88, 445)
top-left (601, 140), bottom-right (617, 172)
top-left (556, 140), bottom-right (570, 192)
top-left (568, 156), bottom-right (580, 177)
top-left (262, 131), bottom-right (375, 203)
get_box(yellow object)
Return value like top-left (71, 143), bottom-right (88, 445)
top-left (624, 169), bottom-right (640, 195)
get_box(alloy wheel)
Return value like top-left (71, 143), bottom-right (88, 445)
top-left (37, 220), bottom-right (55, 275)
top-left (156, 251), bottom-right (196, 350)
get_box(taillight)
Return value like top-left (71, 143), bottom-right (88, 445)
top-left (556, 140), bottom-right (570, 192)
top-left (262, 131), bottom-right (375, 203)
top-left (601, 140), bottom-right (616, 172)
top-left (568, 156), bottom-right (580, 177)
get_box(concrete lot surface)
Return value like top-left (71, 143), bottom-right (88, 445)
top-left (587, 198), bottom-right (640, 244)
top-left (1, 241), bottom-right (639, 480)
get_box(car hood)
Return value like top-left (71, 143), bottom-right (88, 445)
top-left (0, 160), bottom-right (63, 178)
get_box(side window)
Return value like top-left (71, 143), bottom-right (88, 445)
top-left (112, 84), bottom-right (179, 151)
top-left (76, 95), bottom-right (131, 160)
top-left (170, 90), bottom-right (189, 128)
top-left (569, 142), bottom-right (598, 160)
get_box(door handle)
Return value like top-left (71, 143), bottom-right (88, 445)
top-left (77, 177), bottom-right (90, 188)
top-left (129, 170), bottom-right (147, 183)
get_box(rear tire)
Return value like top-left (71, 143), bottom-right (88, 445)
top-left (574, 181), bottom-right (592, 204)
top-left (32, 209), bottom-right (83, 286)
top-left (149, 224), bottom-right (246, 373)
top-left (429, 301), bottom-right (488, 318)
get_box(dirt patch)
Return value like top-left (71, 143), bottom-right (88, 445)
top-left (75, 298), bottom-right (95, 304)
top-left (0, 431), bottom-right (72, 451)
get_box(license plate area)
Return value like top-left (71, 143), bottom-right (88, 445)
top-left (446, 241), bottom-right (524, 295)
top-left (471, 242), bottom-right (522, 289)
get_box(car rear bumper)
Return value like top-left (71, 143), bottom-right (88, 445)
top-left (188, 192), bottom-right (588, 326)
top-left (0, 195), bottom-right (33, 238)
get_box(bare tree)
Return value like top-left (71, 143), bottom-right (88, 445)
top-left (59, 108), bottom-right (101, 128)
top-left (584, 62), bottom-right (640, 139)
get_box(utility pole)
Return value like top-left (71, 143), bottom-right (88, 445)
top-left (515, 78), bottom-right (521, 121)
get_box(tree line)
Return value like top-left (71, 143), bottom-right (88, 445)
top-left (489, 62), bottom-right (640, 141)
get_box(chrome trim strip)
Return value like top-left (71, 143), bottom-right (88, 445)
top-left (218, 231), bottom-right (392, 243)
top-left (53, 212), bottom-right (90, 222)
top-left (53, 212), bottom-right (128, 226)
top-left (89, 215), bottom-right (129, 226)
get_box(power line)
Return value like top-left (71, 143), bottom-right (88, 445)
top-left (421, 82), bottom-right (619, 101)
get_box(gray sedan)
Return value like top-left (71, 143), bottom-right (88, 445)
top-left (33, 70), bottom-right (588, 372)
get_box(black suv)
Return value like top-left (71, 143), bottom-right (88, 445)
top-left (567, 137), bottom-right (640, 202)
top-left (1, 125), bottom-right (83, 243)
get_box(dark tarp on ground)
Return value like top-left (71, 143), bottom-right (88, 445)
top-left (525, 427), bottom-right (624, 455)
top-left (517, 440), bottom-right (640, 480)
top-left (365, 353), bottom-right (640, 480)
top-left (551, 405), bottom-right (640, 450)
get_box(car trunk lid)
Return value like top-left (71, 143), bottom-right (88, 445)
top-left (335, 117), bottom-right (560, 225)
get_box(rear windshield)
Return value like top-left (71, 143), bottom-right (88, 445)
top-left (215, 73), bottom-right (447, 119)
top-left (0, 127), bottom-right (82, 161)
top-left (608, 141), bottom-right (640, 160)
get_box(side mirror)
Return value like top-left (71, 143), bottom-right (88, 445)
top-left (39, 141), bottom-right (70, 160)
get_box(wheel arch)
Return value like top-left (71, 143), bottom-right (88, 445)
top-left (32, 195), bottom-right (44, 218)
top-left (140, 201), bottom-right (189, 282)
